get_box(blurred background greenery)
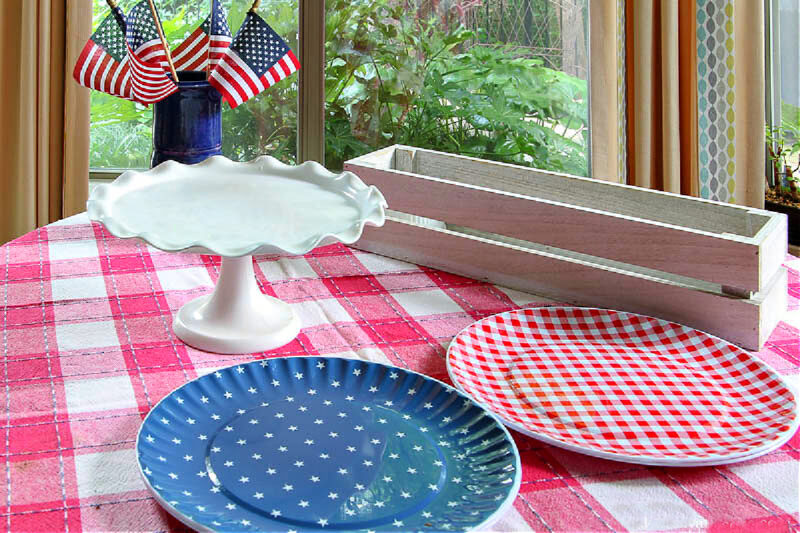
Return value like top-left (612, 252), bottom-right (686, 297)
top-left (90, 0), bottom-right (588, 175)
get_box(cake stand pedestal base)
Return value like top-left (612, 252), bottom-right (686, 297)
top-left (173, 256), bottom-right (300, 354)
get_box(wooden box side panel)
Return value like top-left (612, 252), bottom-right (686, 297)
top-left (346, 162), bottom-right (776, 293)
top-left (353, 218), bottom-right (778, 350)
top-left (405, 147), bottom-right (773, 238)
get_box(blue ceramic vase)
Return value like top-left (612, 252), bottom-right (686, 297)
top-left (151, 71), bottom-right (222, 167)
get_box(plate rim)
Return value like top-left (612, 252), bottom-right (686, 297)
top-left (136, 355), bottom-right (523, 532)
top-left (445, 305), bottom-right (800, 467)
top-left (87, 155), bottom-right (387, 257)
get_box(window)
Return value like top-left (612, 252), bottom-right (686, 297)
top-left (766, 0), bottom-right (799, 187)
top-left (89, 0), bottom-right (299, 170)
top-left (90, 0), bottom-right (589, 176)
top-left (324, 0), bottom-right (590, 174)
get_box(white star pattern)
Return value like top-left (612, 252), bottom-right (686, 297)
top-left (140, 361), bottom-right (512, 531)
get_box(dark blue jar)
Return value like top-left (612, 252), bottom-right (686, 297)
top-left (151, 70), bottom-right (222, 167)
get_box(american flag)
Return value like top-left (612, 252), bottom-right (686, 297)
top-left (208, 11), bottom-right (300, 108)
top-left (125, 1), bottom-right (178, 104)
top-left (171, 0), bottom-right (232, 72)
top-left (72, 7), bottom-right (133, 100)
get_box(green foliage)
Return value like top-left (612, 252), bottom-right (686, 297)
top-left (90, 0), bottom-right (588, 176)
top-left (323, 0), bottom-right (587, 173)
top-left (766, 124), bottom-right (800, 199)
top-left (781, 101), bottom-right (800, 130)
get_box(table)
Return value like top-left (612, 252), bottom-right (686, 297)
top-left (1, 212), bottom-right (798, 532)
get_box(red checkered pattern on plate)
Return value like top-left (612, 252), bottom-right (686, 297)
top-left (448, 307), bottom-right (797, 461)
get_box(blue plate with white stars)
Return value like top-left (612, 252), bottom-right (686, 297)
top-left (136, 357), bottom-right (521, 532)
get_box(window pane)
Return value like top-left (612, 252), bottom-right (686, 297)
top-left (89, 0), bottom-right (298, 169)
top-left (780, 0), bottom-right (800, 129)
top-left (324, 0), bottom-right (590, 175)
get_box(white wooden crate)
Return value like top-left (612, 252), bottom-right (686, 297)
top-left (344, 145), bottom-right (788, 350)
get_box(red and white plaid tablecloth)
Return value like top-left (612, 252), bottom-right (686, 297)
top-left (1, 212), bottom-right (798, 532)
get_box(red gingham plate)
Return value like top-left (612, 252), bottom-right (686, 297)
top-left (446, 307), bottom-right (799, 466)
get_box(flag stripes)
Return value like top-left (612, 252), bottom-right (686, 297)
top-left (73, 41), bottom-right (132, 99)
top-left (210, 49), bottom-right (298, 108)
top-left (128, 45), bottom-right (178, 103)
top-left (172, 28), bottom-right (232, 72)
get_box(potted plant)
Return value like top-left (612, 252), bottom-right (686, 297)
top-left (765, 125), bottom-right (800, 245)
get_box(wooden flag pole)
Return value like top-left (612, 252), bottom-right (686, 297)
top-left (145, 0), bottom-right (179, 81)
top-left (250, 0), bottom-right (261, 12)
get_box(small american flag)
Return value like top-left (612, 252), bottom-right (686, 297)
top-left (125, 1), bottom-right (178, 104)
top-left (72, 6), bottom-right (133, 100)
top-left (171, 0), bottom-right (232, 72)
top-left (208, 11), bottom-right (300, 108)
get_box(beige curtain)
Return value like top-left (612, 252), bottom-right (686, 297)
top-left (624, 0), bottom-right (697, 196)
top-left (731, 0), bottom-right (766, 208)
top-left (0, 0), bottom-right (91, 245)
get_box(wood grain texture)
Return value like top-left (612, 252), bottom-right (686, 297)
top-left (353, 217), bottom-right (785, 350)
top-left (345, 146), bottom-right (787, 292)
top-left (757, 213), bottom-right (788, 289)
top-left (298, 0), bottom-right (325, 164)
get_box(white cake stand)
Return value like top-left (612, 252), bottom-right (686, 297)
top-left (87, 156), bottom-right (386, 354)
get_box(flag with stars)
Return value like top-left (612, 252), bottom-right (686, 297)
top-left (208, 11), bottom-right (300, 108)
top-left (72, 6), bottom-right (133, 99)
top-left (171, 0), bottom-right (232, 72)
top-left (125, 0), bottom-right (178, 104)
